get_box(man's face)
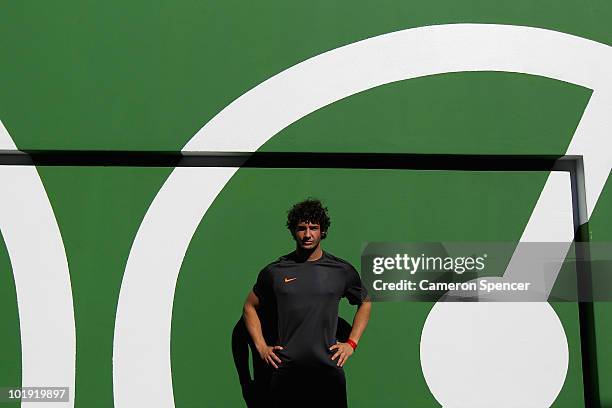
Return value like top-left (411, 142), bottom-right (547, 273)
top-left (294, 221), bottom-right (324, 250)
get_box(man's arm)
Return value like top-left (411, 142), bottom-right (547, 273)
top-left (242, 290), bottom-right (283, 369)
top-left (330, 300), bottom-right (372, 367)
top-left (242, 291), bottom-right (266, 348)
top-left (348, 299), bottom-right (372, 343)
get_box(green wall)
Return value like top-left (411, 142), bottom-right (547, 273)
top-left (2, 0), bottom-right (612, 406)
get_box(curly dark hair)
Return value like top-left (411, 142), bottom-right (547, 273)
top-left (286, 198), bottom-right (331, 239)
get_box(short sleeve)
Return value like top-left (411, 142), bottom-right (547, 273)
top-left (343, 265), bottom-right (370, 305)
top-left (252, 267), bottom-right (272, 303)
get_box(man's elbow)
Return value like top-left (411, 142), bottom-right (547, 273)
top-left (243, 301), bottom-right (255, 317)
top-left (243, 295), bottom-right (259, 317)
top-left (358, 299), bottom-right (372, 312)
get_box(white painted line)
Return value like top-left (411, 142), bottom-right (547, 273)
top-left (0, 119), bottom-right (75, 407)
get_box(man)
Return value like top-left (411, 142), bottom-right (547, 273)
top-left (231, 314), bottom-right (354, 407)
top-left (242, 199), bottom-right (372, 408)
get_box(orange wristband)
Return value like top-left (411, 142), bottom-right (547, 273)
top-left (346, 339), bottom-right (358, 350)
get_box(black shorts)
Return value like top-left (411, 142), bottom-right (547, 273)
top-left (269, 367), bottom-right (348, 408)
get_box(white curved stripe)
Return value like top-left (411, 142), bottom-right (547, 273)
top-left (504, 92), bottom-right (612, 287)
top-left (421, 302), bottom-right (568, 408)
top-left (0, 119), bottom-right (15, 149)
top-left (184, 24), bottom-right (610, 152)
top-left (567, 91), bottom-right (612, 217)
top-left (502, 173), bottom-right (575, 294)
top-left (114, 24), bottom-right (612, 408)
top-left (113, 167), bottom-right (236, 406)
top-left (0, 120), bottom-right (75, 407)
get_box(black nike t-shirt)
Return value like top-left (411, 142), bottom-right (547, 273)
top-left (252, 251), bottom-right (369, 370)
